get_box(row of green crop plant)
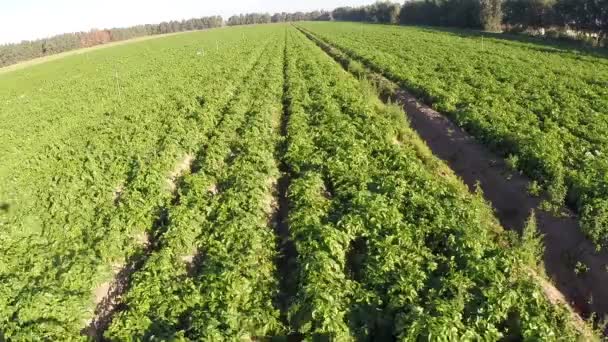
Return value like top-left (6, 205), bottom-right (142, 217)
top-left (105, 29), bottom-right (287, 340)
top-left (282, 28), bottom-right (359, 340)
top-left (0, 22), bottom-right (593, 340)
top-left (299, 22), bottom-right (608, 249)
top-left (0, 27), bottom-right (280, 339)
top-left (282, 26), bottom-right (584, 340)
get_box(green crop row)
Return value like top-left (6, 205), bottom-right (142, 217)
top-left (0, 23), bottom-right (594, 340)
top-left (283, 29), bottom-right (358, 340)
top-left (282, 27), bottom-right (583, 340)
top-left (106, 30), bottom-right (286, 340)
top-left (0, 26), bottom-right (281, 339)
top-left (300, 22), bottom-right (608, 249)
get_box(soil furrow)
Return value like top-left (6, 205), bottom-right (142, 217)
top-left (273, 33), bottom-right (300, 334)
top-left (83, 40), bottom-right (277, 340)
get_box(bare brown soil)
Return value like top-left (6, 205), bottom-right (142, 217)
top-left (133, 231), bottom-right (150, 247)
top-left (180, 254), bottom-right (194, 263)
top-left (208, 183), bottom-right (219, 195)
top-left (166, 154), bottom-right (195, 192)
top-left (264, 176), bottom-right (279, 218)
top-left (83, 262), bottom-right (126, 339)
top-left (527, 268), bottom-right (592, 337)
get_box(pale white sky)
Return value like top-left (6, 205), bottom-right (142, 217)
top-left (0, 0), bottom-right (375, 44)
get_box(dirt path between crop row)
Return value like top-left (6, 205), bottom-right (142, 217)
top-left (272, 36), bottom-right (300, 333)
top-left (397, 90), bottom-right (608, 317)
top-left (83, 154), bottom-right (194, 340)
top-left (297, 27), bottom-right (608, 326)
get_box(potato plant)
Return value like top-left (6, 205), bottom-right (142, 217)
top-left (300, 22), bottom-right (608, 249)
top-left (0, 24), bottom-right (594, 340)
top-left (282, 28), bottom-right (583, 340)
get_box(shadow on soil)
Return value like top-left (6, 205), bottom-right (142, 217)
top-left (272, 37), bottom-right (300, 329)
top-left (82, 206), bottom-right (171, 340)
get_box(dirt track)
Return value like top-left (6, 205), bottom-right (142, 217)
top-left (397, 89), bottom-right (608, 318)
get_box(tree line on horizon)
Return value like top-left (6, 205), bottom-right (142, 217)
top-left (0, 16), bottom-right (223, 68)
top-left (329, 0), bottom-right (606, 43)
top-left (399, 0), bottom-right (607, 38)
top-left (1, 0), bottom-right (606, 68)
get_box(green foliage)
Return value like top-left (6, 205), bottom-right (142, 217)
top-left (519, 212), bottom-right (544, 266)
top-left (333, 1), bottom-right (402, 24)
top-left (575, 261), bottom-right (590, 276)
top-left (528, 180), bottom-right (542, 197)
top-left (381, 99), bottom-right (410, 142)
top-left (284, 26), bottom-right (585, 340)
top-left (107, 28), bottom-right (287, 340)
top-left (581, 199), bottom-right (608, 251)
top-left (0, 23), bottom-right (595, 340)
top-left (0, 25), bottom-right (286, 339)
top-left (302, 21), bottom-right (608, 248)
top-left (506, 154), bottom-right (520, 171)
top-left (347, 59), bottom-right (366, 78)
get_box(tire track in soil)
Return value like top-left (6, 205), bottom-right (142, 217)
top-left (82, 39), bottom-right (277, 341)
top-left (298, 26), bottom-right (608, 330)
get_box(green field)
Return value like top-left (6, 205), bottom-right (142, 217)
top-left (300, 22), bottom-right (608, 249)
top-left (0, 24), bottom-right (597, 340)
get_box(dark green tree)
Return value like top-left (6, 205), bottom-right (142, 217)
top-left (503, 0), bottom-right (557, 28)
top-left (480, 0), bottom-right (503, 31)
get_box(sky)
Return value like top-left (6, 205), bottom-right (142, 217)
top-left (0, 0), bottom-right (374, 44)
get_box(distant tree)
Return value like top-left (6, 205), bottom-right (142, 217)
top-left (158, 22), bottom-right (170, 34)
top-left (332, 7), bottom-right (367, 22)
top-left (271, 13), bottom-right (284, 23)
top-left (230, 10), bottom-right (329, 26)
top-left (170, 21), bottom-right (180, 33)
top-left (480, 0), bottom-right (502, 31)
top-left (400, 0), bottom-right (481, 28)
top-left (442, 0), bottom-right (482, 28)
top-left (555, 0), bottom-right (608, 41)
top-left (370, 1), bottom-right (401, 23)
top-left (400, 0), bottom-right (442, 26)
top-left (332, 2), bottom-right (401, 23)
top-left (503, 0), bottom-right (557, 28)
top-left (318, 11), bottom-right (333, 21)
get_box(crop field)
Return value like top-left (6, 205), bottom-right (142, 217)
top-left (300, 22), bottom-right (608, 249)
top-left (0, 24), bottom-right (599, 340)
